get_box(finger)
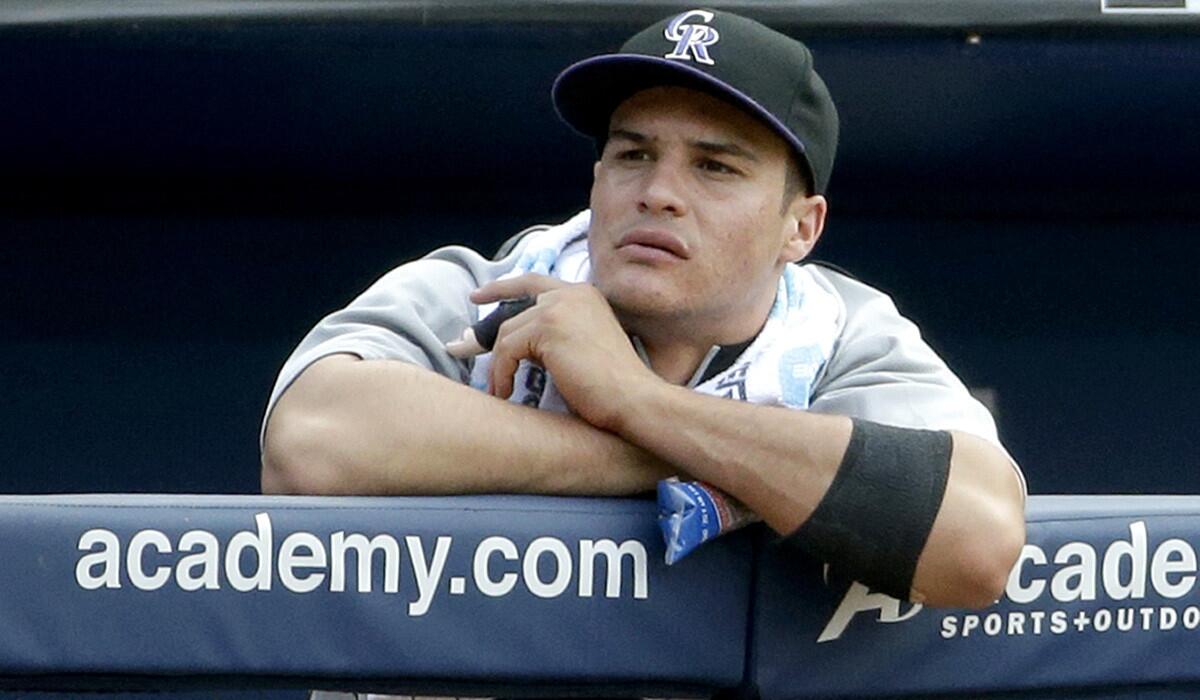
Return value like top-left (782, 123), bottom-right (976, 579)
top-left (471, 273), bottom-right (566, 304)
top-left (488, 324), bottom-right (537, 399)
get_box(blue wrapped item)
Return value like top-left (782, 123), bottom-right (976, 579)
top-left (657, 478), bottom-right (759, 565)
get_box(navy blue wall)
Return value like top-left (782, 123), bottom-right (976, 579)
top-left (2, 19), bottom-right (1198, 500)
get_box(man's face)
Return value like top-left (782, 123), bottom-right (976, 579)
top-left (588, 85), bottom-right (823, 344)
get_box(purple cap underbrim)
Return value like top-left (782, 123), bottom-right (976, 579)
top-left (551, 53), bottom-right (808, 159)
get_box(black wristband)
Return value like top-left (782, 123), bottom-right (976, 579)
top-left (782, 419), bottom-right (952, 600)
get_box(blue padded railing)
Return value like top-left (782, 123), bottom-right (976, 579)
top-left (1, 494), bottom-right (1198, 697)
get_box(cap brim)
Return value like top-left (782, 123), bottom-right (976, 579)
top-left (551, 54), bottom-right (807, 158)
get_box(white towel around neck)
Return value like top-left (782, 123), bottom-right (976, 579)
top-left (468, 209), bottom-right (844, 414)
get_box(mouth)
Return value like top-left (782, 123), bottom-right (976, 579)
top-left (615, 228), bottom-right (690, 260)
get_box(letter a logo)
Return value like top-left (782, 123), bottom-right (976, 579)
top-left (818, 582), bottom-right (923, 643)
top-left (664, 10), bottom-right (720, 65)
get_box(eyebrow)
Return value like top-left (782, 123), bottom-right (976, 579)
top-left (608, 128), bottom-right (648, 144)
top-left (607, 128), bottom-right (760, 162)
top-left (693, 139), bottom-right (760, 163)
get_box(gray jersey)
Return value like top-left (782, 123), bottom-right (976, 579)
top-left (262, 226), bottom-right (1024, 493)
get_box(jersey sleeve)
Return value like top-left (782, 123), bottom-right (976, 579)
top-left (808, 267), bottom-right (1027, 495)
top-left (259, 244), bottom-right (505, 451)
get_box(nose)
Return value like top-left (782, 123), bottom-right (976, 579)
top-left (636, 161), bottom-right (688, 218)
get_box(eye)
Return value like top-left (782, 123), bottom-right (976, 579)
top-left (699, 158), bottom-right (739, 175)
top-left (615, 148), bottom-right (650, 162)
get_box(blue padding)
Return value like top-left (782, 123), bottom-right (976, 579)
top-left (10, 493), bottom-right (1200, 697)
top-left (751, 495), bottom-right (1200, 699)
top-left (0, 494), bottom-right (752, 695)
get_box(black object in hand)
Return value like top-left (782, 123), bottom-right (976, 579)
top-left (473, 296), bottom-right (536, 350)
top-left (445, 296), bottom-right (536, 358)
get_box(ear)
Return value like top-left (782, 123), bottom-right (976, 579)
top-left (588, 160), bottom-right (603, 204)
top-left (779, 194), bottom-right (828, 264)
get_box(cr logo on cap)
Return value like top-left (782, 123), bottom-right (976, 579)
top-left (664, 9), bottom-right (720, 65)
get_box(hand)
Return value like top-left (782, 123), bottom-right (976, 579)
top-left (471, 274), bottom-right (661, 432)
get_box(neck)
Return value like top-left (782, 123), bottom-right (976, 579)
top-left (619, 292), bottom-right (776, 384)
top-left (631, 334), bottom-right (716, 385)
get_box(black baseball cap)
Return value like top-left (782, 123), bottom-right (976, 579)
top-left (552, 9), bottom-right (839, 194)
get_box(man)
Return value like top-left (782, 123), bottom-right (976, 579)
top-left (261, 9), bottom-right (1025, 610)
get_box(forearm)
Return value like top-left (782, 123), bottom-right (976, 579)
top-left (617, 383), bottom-right (1025, 608)
top-left (262, 355), bottom-right (675, 496)
top-left (617, 383), bottom-right (851, 532)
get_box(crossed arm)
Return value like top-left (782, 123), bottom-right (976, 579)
top-left (262, 276), bottom-right (1025, 609)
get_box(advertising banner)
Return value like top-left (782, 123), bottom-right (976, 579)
top-left (0, 494), bottom-right (751, 694)
top-left (752, 496), bottom-right (1200, 699)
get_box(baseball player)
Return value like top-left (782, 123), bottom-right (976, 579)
top-left (262, 7), bottom-right (1025, 640)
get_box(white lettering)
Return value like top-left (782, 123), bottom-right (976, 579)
top-left (64, 518), bottom-right (661, 608)
top-left (1007, 612), bottom-right (1026, 635)
top-left (76, 529), bottom-right (121, 590)
top-left (279, 532), bottom-right (326, 593)
top-left (524, 537), bottom-right (572, 598)
top-left (1185, 606), bottom-right (1200, 629)
top-left (473, 536), bottom-right (518, 597)
top-left (127, 529), bottom-right (171, 591)
top-left (998, 525), bottom-right (1200, 611)
top-left (1006, 544), bottom-right (1047, 603)
top-left (407, 536), bottom-right (451, 616)
top-left (1151, 538), bottom-right (1197, 599)
top-left (962, 614), bottom-right (980, 637)
top-left (176, 530), bottom-right (219, 591)
top-left (983, 613), bottom-right (1003, 636)
top-left (578, 539), bottom-right (648, 599)
top-left (1116, 607), bottom-right (1135, 631)
top-left (1029, 610), bottom-right (1046, 634)
top-left (817, 582), bottom-right (922, 643)
top-left (1051, 542), bottom-right (1097, 602)
top-left (1102, 521), bottom-right (1147, 600)
top-left (930, 605), bottom-right (1200, 640)
top-left (225, 512), bottom-right (272, 592)
top-left (330, 532), bottom-right (401, 594)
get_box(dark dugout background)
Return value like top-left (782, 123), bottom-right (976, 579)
top-left (1, 1), bottom-right (1198, 499)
